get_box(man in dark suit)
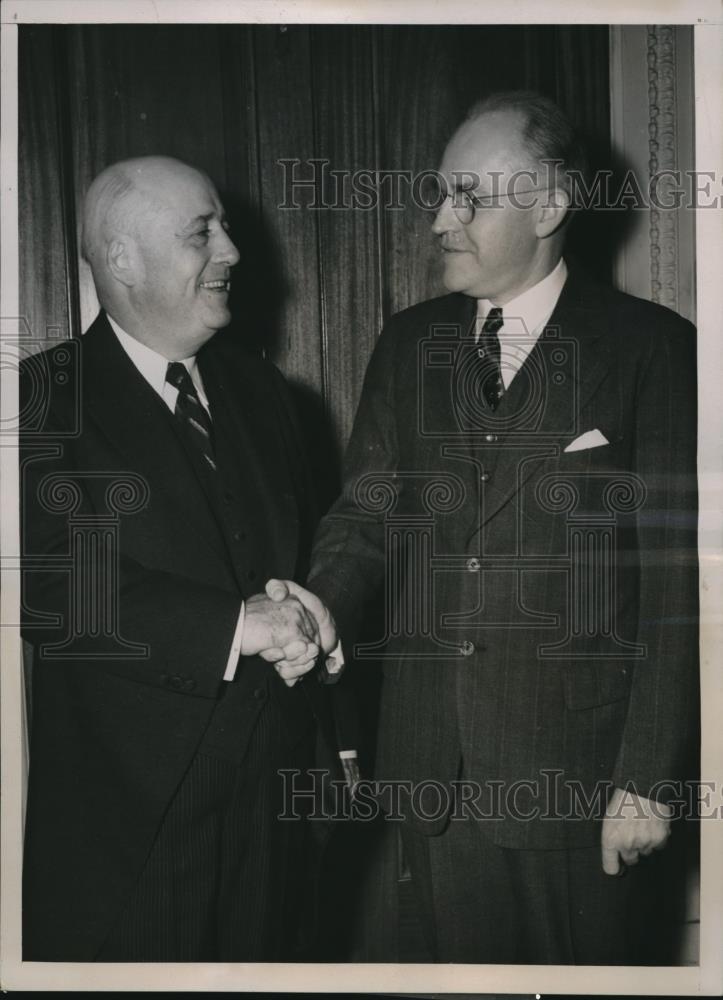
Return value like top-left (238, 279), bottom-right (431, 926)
top-left (21, 156), bottom-right (339, 961)
top-left (307, 92), bottom-right (698, 963)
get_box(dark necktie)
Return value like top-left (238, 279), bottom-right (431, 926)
top-left (165, 361), bottom-right (216, 472)
top-left (478, 306), bottom-right (505, 411)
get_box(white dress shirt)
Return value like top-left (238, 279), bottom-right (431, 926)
top-left (107, 315), bottom-right (244, 681)
top-left (475, 257), bottom-right (568, 389)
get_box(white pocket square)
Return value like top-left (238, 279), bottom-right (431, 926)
top-left (564, 429), bottom-right (609, 453)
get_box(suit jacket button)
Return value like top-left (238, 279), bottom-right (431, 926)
top-left (484, 434), bottom-right (497, 443)
top-left (460, 640), bottom-right (475, 656)
top-left (466, 557), bottom-right (481, 572)
top-left (169, 675), bottom-right (183, 689)
top-left (480, 473), bottom-right (490, 483)
top-left (253, 687), bottom-right (266, 700)
top-left (182, 678), bottom-right (196, 693)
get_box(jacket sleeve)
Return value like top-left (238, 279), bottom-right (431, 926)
top-left (308, 320), bottom-right (401, 644)
top-left (20, 370), bottom-right (242, 701)
top-left (611, 316), bottom-right (699, 803)
top-left (263, 359), bottom-right (320, 582)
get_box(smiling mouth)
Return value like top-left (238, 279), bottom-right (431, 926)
top-left (199, 279), bottom-right (231, 292)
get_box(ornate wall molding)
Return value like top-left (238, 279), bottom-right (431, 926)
top-left (647, 25), bottom-right (680, 313)
top-left (610, 25), bottom-right (695, 323)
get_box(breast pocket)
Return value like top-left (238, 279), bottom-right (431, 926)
top-left (559, 433), bottom-right (622, 469)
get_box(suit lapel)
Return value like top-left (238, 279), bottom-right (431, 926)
top-left (413, 295), bottom-right (480, 493)
top-left (81, 314), bottom-right (233, 569)
top-left (198, 343), bottom-right (300, 576)
top-left (463, 267), bottom-right (615, 536)
top-left (425, 294), bottom-right (478, 435)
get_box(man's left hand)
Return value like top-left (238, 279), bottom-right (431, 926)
top-left (601, 787), bottom-right (673, 875)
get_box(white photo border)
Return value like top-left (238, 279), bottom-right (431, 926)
top-left (1, 0), bottom-right (721, 993)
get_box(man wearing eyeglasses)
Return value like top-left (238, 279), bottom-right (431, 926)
top-left (304, 91), bottom-right (698, 963)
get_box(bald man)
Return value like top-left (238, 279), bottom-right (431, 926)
top-left (21, 157), bottom-right (338, 961)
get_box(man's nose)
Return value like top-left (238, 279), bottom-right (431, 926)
top-left (214, 229), bottom-right (241, 267)
top-left (431, 196), bottom-right (459, 236)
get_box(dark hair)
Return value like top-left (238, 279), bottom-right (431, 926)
top-left (465, 90), bottom-right (588, 198)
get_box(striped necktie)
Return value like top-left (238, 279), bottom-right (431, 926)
top-left (165, 361), bottom-right (216, 472)
top-left (478, 306), bottom-right (505, 411)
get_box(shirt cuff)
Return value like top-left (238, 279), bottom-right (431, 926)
top-left (338, 750), bottom-right (358, 759)
top-left (325, 639), bottom-right (344, 675)
top-left (223, 601), bottom-right (246, 681)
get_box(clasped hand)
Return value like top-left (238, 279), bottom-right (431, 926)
top-left (241, 579), bottom-right (339, 686)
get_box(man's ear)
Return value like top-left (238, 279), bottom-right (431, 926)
top-left (106, 238), bottom-right (138, 287)
top-left (535, 187), bottom-right (570, 239)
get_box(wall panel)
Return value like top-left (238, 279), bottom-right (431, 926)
top-left (18, 27), bottom-right (70, 346)
top-left (310, 25), bottom-right (382, 456)
top-left (252, 25), bottom-right (322, 393)
top-left (377, 25), bottom-right (463, 317)
top-left (64, 25), bottom-right (229, 330)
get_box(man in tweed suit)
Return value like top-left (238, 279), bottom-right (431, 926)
top-left (306, 92), bottom-right (699, 963)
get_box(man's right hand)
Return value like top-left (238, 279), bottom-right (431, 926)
top-left (265, 579), bottom-right (338, 654)
top-left (264, 579), bottom-right (341, 686)
top-left (241, 592), bottom-right (320, 665)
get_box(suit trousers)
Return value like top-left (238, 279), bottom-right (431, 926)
top-left (401, 812), bottom-right (671, 965)
top-left (96, 699), bottom-right (307, 962)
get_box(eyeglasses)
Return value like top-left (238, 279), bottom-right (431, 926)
top-left (420, 177), bottom-right (552, 225)
top-left (451, 187), bottom-right (554, 224)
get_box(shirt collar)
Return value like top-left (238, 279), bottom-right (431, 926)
top-left (476, 257), bottom-right (568, 337)
top-left (106, 313), bottom-right (200, 395)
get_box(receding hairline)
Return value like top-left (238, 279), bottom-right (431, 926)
top-left (441, 107), bottom-right (538, 188)
top-left (453, 106), bottom-right (536, 161)
top-left (81, 156), bottom-right (212, 264)
top-left (459, 90), bottom-right (588, 187)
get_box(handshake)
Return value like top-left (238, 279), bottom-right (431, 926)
top-left (241, 579), bottom-right (341, 687)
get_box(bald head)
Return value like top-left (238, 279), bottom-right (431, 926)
top-left (463, 90), bottom-right (588, 198)
top-left (81, 156), bottom-right (205, 272)
top-left (81, 155), bottom-right (240, 359)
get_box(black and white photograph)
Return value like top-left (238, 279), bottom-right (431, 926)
top-left (1, 0), bottom-right (721, 993)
